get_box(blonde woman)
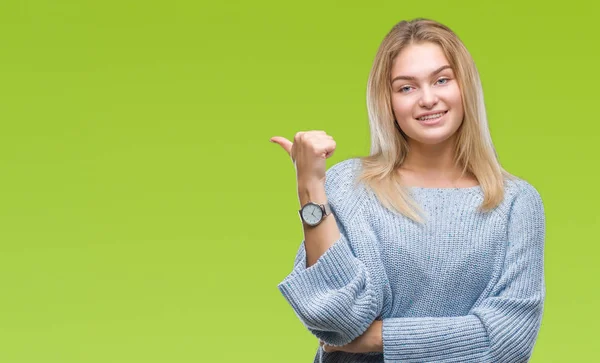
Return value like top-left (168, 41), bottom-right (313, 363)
top-left (271, 18), bottom-right (545, 363)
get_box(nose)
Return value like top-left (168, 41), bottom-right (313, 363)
top-left (418, 86), bottom-right (439, 108)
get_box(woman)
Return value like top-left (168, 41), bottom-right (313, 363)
top-left (270, 18), bottom-right (545, 362)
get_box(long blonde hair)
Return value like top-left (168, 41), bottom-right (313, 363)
top-left (357, 18), bottom-right (516, 223)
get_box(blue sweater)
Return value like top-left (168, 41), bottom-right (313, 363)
top-left (277, 158), bottom-right (546, 363)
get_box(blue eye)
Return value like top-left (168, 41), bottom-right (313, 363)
top-left (400, 86), bottom-right (413, 93)
top-left (437, 78), bottom-right (449, 84)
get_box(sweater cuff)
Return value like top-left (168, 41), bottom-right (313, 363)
top-left (277, 237), bottom-right (378, 345)
top-left (382, 315), bottom-right (489, 362)
top-left (278, 236), bottom-right (364, 300)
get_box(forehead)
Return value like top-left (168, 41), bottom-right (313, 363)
top-left (391, 42), bottom-right (451, 77)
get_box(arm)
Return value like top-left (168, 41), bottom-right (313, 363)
top-left (298, 181), bottom-right (341, 268)
top-left (381, 182), bottom-right (546, 362)
top-left (277, 161), bottom-right (380, 347)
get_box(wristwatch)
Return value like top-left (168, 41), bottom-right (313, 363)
top-left (299, 201), bottom-right (332, 227)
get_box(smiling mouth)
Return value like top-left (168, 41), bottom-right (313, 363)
top-left (416, 110), bottom-right (448, 121)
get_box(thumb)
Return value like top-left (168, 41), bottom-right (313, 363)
top-left (270, 136), bottom-right (293, 156)
top-left (322, 343), bottom-right (336, 353)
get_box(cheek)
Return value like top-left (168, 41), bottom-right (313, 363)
top-left (449, 91), bottom-right (465, 123)
top-left (391, 97), bottom-right (415, 117)
top-left (448, 86), bottom-right (463, 108)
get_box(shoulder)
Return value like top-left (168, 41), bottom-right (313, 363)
top-left (503, 177), bottom-right (545, 222)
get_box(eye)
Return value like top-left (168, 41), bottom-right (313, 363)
top-left (436, 78), bottom-right (449, 85)
top-left (399, 85), bottom-right (413, 93)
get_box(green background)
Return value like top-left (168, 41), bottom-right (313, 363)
top-left (0, 0), bottom-right (597, 362)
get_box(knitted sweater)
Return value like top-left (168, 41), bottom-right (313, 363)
top-left (277, 158), bottom-right (546, 363)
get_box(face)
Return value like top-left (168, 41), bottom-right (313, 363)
top-left (390, 42), bottom-right (464, 146)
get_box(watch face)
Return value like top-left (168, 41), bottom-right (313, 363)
top-left (301, 203), bottom-right (323, 226)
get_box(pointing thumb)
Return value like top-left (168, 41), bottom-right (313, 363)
top-left (270, 136), bottom-right (293, 156)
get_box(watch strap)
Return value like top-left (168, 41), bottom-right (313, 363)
top-left (322, 202), bottom-right (331, 216)
top-left (298, 202), bottom-right (331, 214)
top-left (298, 201), bottom-right (331, 226)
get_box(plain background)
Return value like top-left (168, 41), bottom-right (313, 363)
top-left (0, 0), bottom-right (598, 362)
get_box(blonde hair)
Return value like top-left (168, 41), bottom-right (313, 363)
top-left (357, 18), bottom-right (516, 223)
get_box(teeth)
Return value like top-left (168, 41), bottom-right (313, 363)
top-left (418, 112), bottom-right (445, 121)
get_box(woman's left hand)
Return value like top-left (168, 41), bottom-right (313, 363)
top-left (320, 320), bottom-right (383, 353)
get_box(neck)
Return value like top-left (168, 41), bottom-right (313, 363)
top-left (401, 137), bottom-right (464, 179)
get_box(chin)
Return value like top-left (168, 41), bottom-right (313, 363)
top-left (413, 136), bottom-right (454, 145)
top-left (407, 127), bottom-right (457, 145)
top-left (415, 124), bottom-right (462, 145)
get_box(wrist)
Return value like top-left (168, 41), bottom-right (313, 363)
top-left (297, 176), bottom-right (324, 189)
top-left (298, 181), bottom-right (327, 206)
top-left (371, 320), bottom-right (384, 353)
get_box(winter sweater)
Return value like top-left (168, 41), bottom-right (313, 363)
top-left (277, 158), bottom-right (546, 362)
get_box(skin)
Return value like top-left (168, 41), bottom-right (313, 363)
top-left (391, 42), bottom-right (477, 187)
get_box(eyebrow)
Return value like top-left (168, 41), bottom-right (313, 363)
top-left (391, 65), bottom-right (453, 84)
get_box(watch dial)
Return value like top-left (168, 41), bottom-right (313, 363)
top-left (302, 204), bottom-right (323, 225)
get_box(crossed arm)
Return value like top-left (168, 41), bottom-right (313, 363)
top-left (279, 183), bottom-right (545, 362)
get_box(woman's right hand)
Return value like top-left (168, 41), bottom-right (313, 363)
top-left (270, 131), bottom-right (337, 186)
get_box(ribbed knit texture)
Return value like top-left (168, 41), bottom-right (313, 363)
top-left (277, 158), bottom-right (546, 363)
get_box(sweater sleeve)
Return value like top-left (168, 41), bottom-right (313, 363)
top-left (382, 182), bottom-right (546, 363)
top-left (276, 160), bottom-right (380, 347)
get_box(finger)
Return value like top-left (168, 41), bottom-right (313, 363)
top-left (270, 136), bottom-right (293, 155)
top-left (300, 132), bottom-right (332, 141)
top-left (322, 140), bottom-right (337, 159)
